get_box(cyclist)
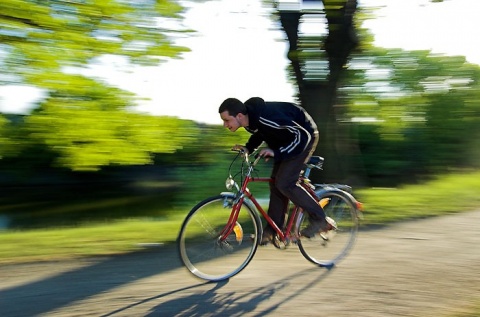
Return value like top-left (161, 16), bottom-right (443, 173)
top-left (218, 97), bottom-right (334, 244)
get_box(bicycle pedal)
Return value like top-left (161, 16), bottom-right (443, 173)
top-left (319, 233), bottom-right (329, 241)
top-left (218, 240), bottom-right (234, 252)
top-left (272, 236), bottom-right (288, 249)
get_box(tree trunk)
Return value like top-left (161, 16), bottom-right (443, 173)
top-left (279, 0), bottom-right (359, 184)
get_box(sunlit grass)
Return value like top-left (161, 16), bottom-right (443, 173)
top-left (356, 170), bottom-right (480, 225)
top-left (0, 216), bottom-right (183, 264)
top-left (0, 170), bottom-right (479, 264)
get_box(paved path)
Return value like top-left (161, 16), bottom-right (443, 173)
top-left (1, 210), bottom-right (479, 317)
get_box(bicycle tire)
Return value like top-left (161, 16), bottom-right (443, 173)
top-left (178, 194), bottom-right (262, 281)
top-left (297, 189), bottom-right (359, 267)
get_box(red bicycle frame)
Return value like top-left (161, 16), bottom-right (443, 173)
top-left (218, 170), bottom-right (319, 243)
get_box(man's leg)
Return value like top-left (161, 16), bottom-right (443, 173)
top-left (274, 152), bottom-right (326, 222)
top-left (267, 162), bottom-right (290, 230)
top-left (275, 153), bottom-right (332, 238)
top-left (260, 162), bottom-right (290, 245)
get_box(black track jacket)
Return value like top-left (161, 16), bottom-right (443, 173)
top-left (243, 97), bottom-right (318, 162)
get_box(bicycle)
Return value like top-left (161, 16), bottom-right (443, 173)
top-left (177, 149), bottom-right (363, 281)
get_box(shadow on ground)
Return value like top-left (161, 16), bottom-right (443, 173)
top-left (0, 244), bottom-right (334, 317)
top-left (101, 265), bottom-right (333, 316)
top-left (0, 246), bottom-right (178, 316)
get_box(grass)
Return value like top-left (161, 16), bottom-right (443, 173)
top-left (0, 216), bottom-right (184, 264)
top-left (356, 170), bottom-right (480, 225)
top-left (0, 170), bottom-right (479, 264)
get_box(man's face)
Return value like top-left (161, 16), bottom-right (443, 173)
top-left (220, 111), bottom-right (242, 132)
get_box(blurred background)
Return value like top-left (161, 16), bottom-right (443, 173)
top-left (0, 0), bottom-right (479, 250)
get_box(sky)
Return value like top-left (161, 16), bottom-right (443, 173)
top-left (362, 0), bottom-right (480, 65)
top-left (0, 0), bottom-right (479, 124)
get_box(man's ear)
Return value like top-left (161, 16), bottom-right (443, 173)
top-left (237, 113), bottom-right (248, 127)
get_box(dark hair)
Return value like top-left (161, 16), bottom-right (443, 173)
top-left (218, 98), bottom-right (247, 116)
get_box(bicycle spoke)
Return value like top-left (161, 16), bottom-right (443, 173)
top-left (297, 191), bottom-right (359, 267)
top-left (178, 195), bottom-right (260, 281)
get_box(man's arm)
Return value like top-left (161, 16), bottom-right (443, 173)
top-left (245, 133), bottom-right (264, 154)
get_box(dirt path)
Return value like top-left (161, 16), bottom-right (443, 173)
top-left (1, 210), bottom-right (479, 317)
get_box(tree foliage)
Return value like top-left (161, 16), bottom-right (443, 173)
top-left (0, 0), bottom-right (194, 171)
top-left (0, 0), bottom-right (188, 71)
top-left (274, 0), bottom-right (464, 182)
top-left (0, 116), bottom-right (15, 158)
top-left (23, 76), bottom-right (198, 170)
top-left (341, 48), bottom-right (480, 184)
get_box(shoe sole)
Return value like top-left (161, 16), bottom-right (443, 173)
top-left (301, 217), bottom-right (337, 238)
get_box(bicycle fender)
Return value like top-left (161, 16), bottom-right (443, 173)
top-left (220, 191), bottom-right (236, 197)
top-left (314, 187), bottom-right (364, 220)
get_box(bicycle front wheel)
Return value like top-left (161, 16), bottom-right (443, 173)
top-left (178, 194), bottom-right (261, 281)
top-left (297, 190), bottom-right (359, 267)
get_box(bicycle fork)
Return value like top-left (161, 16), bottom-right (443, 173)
top-left (217, 195), bottom-right (244, 244)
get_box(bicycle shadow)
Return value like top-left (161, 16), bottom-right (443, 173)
top-left (1, 242), bottom-right (335, 317)
top-left (102, 266), bottom-right (334, 316)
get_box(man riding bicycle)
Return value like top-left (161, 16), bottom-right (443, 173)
top-left (218, 97), bottom-right (334, 245)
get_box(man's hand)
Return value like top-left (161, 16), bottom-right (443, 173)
top-left (259, 148), bottom-right (274, 162)
top-left (232, 144), bottom-right (248, 154)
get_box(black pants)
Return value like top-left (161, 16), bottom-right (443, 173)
top-left (267, 133), bottom-right (326, 229)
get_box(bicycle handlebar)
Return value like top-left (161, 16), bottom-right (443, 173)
top-left (231, 149), bottom-right (264, 167)
top-left (231, 148), bottom-right (323, 173)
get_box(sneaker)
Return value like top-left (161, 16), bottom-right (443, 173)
top-left (323, 216), bottom-right (337, 234)
top-left (300, 217), bottom-right (336, 238)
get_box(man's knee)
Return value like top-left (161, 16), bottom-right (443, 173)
top-left (275, 178), bottom-right (297, 195)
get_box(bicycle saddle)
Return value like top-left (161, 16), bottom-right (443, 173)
top-left (307, 156), bottom-right (324, 165)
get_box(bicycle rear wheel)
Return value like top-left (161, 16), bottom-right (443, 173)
top-left (178, 194), bottom-right (261, 281)
top-left (297, 190), bottom-right (359, 267)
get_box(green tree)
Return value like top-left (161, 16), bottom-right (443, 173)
top-left (341, 49), bottom-right (480, 184)
top-left (276, 0), bottom-right (359, 182)
top-left (0, 0), bottom-right (194, 171)
top-left (0, 116), bottom-right (15, 158)
top-left (23, 75), bottom-right (198, 170)
top-left (275, 0), bottom-right (451, 183)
